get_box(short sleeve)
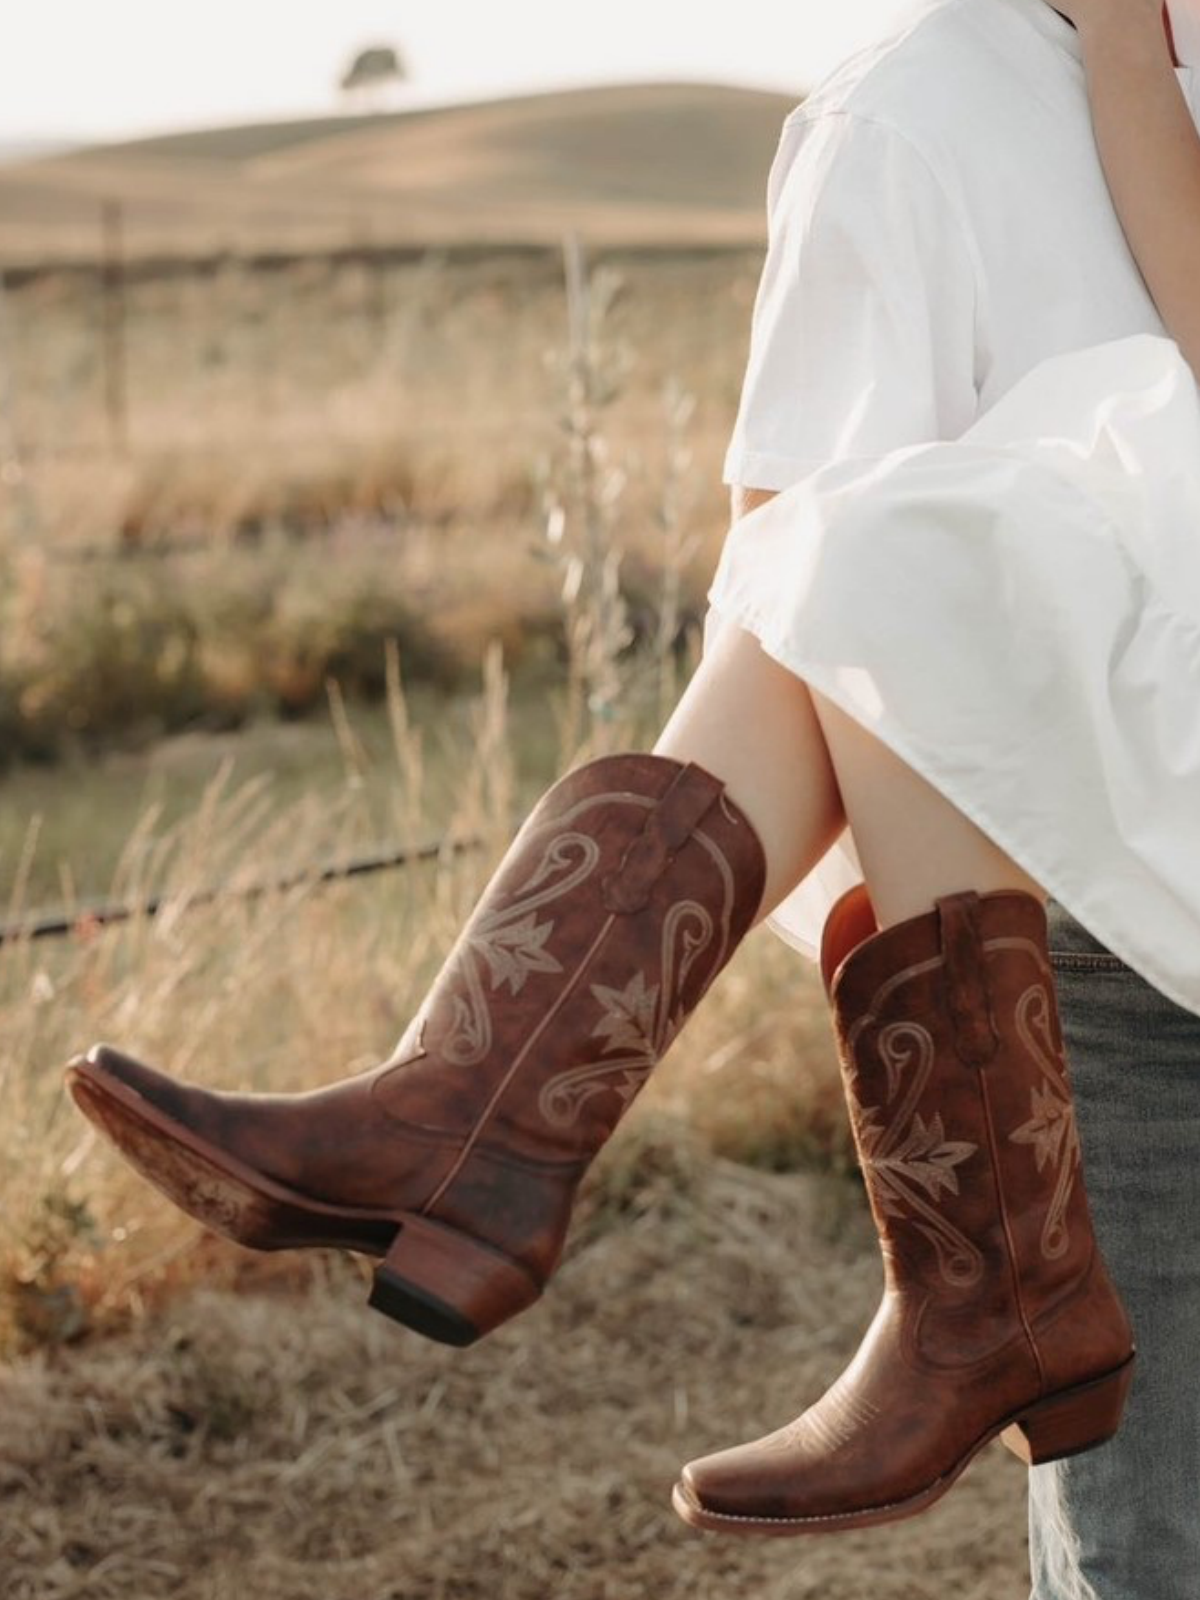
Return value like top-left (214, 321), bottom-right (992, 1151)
top-left (724, 112), bottom-right (981, 490)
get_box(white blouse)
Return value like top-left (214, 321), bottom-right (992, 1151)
top-left (712, 335), bottom-right (1200, 1017)
top-left (716, 0), bottom-right (1200, 1013)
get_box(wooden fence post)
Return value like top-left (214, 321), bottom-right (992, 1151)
top-left (356, 218), bottom-right (389, 346)
top-left (100, 198), bottom-right (129, 452)
top-left (0, 269), bottom-right (41, 546)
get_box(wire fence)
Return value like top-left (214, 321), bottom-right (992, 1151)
top-left (4, 198), bottom-right (531, 462)
top-left (0, 831), bottom-right (485, 948)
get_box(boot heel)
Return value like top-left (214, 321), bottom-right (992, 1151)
top-left (1002, 1356), bottom-right (1135, 1465)
top-left (368, 1213), bottom-right (541, 1347)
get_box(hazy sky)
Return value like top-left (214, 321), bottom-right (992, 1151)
top-left (1, 0), bottom-right (916, 143)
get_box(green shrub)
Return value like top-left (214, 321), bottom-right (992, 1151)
top-left (0, 549), bottom-right (461, 764)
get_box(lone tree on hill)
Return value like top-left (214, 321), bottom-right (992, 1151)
top-left (340, 45), bottom-right (409, 113)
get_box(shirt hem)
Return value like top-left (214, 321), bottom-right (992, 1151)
top-left (723, 450), bottom-right (830, 492)
top-left (707, 591), bottom-right (1200, 1021)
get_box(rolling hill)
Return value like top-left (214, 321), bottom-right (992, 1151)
top-left (0, 83), bottom-right (800, 265)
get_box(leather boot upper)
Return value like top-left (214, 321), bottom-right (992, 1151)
top-left (86, 754), bottom-right (767, 1281)
top-left (682, 888), bottom-right (1133, 1524)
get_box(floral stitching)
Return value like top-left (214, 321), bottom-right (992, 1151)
top-left (439, 833), bottom-right (599, 1066)
top-left (852, 1020), bottom-right (984, 1289)
top-left (538, 900), bottom-right (716, 1128)
top-left (1009, 983), bottom-right (1080, 1260)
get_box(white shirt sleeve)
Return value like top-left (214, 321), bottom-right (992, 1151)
top-left (724, 111), bottom-right (981, 490)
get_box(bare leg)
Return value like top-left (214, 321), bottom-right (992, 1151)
top-left (653, 623), bottom-right (845, 919)
top-left (66, 621), bottom-right (1071, 1364)
top-left (650, 625), bottom-right (1040, 927)
top-left (810, 689), bottom-right (1045, 925)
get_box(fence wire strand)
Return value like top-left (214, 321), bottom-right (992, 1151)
top-left (0, 832), bottom-right (484, 947)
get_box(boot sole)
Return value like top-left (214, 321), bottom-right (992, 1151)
top-left (66, 1050), bottom-right (540, 1347)
top-left (671, 1354), bottom-right (1135, 1537)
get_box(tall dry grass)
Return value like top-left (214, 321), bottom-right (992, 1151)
top-left (0, 245), bottom-right (849, 1354)
top-left (0, 644), bottom-right (845, 1358)
top-left (0, 243), bottom-right (1040, 1600)
top-left (3, 250), bottom-right (757, 554)
top-left (0, 1159), bottom-right (1030, 1600)
top-left (0, 249), bottom-right (755, 763)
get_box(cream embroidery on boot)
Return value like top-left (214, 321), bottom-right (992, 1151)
top-left (538, 898), bottom-right (716, 1128)
top-left (855, 1021), bottom-right (983, 1289)
top-left (1009, 983), bottom-right (1081, 1261)
top-left (441, 833), bottom-right (600, 1066)
top-left (758, 1371), bottom-right (882, 1456)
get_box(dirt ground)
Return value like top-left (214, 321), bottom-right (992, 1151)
top-left (0, 1153), bottom-right (1030, 1600)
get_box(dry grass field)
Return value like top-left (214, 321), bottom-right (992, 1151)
top-left (0, 1164), bottom-right (1029, 1600)
top-left (1, 241), bottom-right (762, 765)
top-left (0, 719), bottom-right (1033, 1600)
top-left (3, 670), bottom-right (1033, 1599)
top-left (0, 85), bottom-right (1038, 1597)
top-left (5, 248), bottom-right (756, 544)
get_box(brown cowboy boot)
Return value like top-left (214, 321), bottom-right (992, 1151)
top-left (673, 886), bottom-right (1134, 1536)
top-left (66, 753), bottom-right (765, 1347)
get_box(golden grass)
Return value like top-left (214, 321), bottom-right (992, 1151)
top-left (0, 1157), bottom-right (1030, 1600)
top-left (0, 661), bottom-right (959, 1595)
top-left (0, 654), bottom-right (851, 1352)
top-left (0, 226), bottom-right (1038, 1594)
top-left (0, 232), bottom-right (856, 1338)
top-left (0, 248), bottom-right (758, 763)
top-left (5, 250), bottom-right (755, 549)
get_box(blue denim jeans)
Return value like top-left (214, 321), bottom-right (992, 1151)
top-left (1028, 900), bottom-right (1200, 1599)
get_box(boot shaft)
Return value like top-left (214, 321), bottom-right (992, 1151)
top-left (374, 754), bottom-right (767, 1164)
top-left (828, 891), bottom-right (1120, 1372)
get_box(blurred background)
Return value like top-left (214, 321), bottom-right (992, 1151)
top-left (0, 5), bottom-right (1030, 1597)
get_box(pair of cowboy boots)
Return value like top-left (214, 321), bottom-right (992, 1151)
top-left (67, 752), bottom-right (1133, 1534)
